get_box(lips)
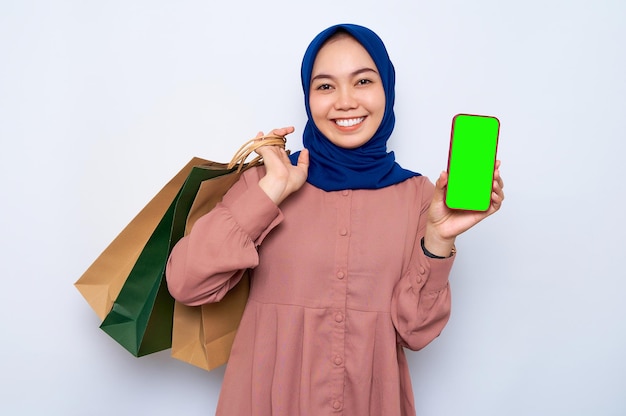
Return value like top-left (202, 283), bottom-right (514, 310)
top-left (334, 117), bottom-right (365, 127)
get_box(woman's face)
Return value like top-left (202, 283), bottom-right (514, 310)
top-left (309, 34), bottom-right (386, 149)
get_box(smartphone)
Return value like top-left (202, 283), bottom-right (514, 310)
top-left (445, 114), bottom-right (500, 211)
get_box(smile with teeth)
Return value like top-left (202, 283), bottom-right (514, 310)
top-left (335, 117), bottom-right (364, 127)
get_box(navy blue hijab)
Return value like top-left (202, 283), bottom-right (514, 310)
top-left (289, 23), bottom-right (420, 191)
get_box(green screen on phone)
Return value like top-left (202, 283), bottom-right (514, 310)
top-left (445, 114), bottom-right (500, 211)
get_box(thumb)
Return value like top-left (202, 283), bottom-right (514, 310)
top-left (432, 171), bottom-right (448, 203)
top-left (297, 148), bottom-right (310, 171)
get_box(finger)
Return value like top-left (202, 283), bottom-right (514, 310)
top-left (254, 131), bottom-right (266, 143)
top-left (257, 142), bottom-right (283, 155)
top-left (492, 173), bottom-right (501, 189)
top-left (493, 173), bottom-right (504, 192)
top-left (269, 126), bottom-right (295, 137)
top-left (255, 141), bottom-right (283, 158)
top-left (490, 188), bottom-right (504, 211)
top-left (435, 171), bottom-right (448, 191)
top-left (492, 176), bottom-right (504, 199)
top-left (297, 148), bottom-right (310, 170)
top-left (492, 187), bottom-right (504, 202)
top-left (492, 173), bottom-right (503, 192)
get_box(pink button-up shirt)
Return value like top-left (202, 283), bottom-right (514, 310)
top-left (166, 166), bottom-right (454, 416)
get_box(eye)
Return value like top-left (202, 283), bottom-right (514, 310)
top-left (315, 83), bottom-right (332, 91)
top-left (356, 79), bottom-right (372, 86)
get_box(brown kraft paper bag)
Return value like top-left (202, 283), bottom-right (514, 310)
top-left (170, 170), bottom-right (250, 371)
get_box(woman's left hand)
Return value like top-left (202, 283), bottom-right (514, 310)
top-left (423, 160), bottom-right (505, 257)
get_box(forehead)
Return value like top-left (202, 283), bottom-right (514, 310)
top-left (311, 34), bottom-right (376, 73)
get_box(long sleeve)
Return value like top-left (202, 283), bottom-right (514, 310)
top-left (165, 167), bottom-right (283, 306)
top-left (391, 251), bottom-right (454, 351)
top-left (391, 177), bottom-right (455, 351)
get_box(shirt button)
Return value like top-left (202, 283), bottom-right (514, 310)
top-left (333, 400), bottom-right (342, 410)
top-left (419, 266), bottom-right (426, 275)
top-left (339, 228), bottom-right (348, 236)
top-left (334, 355), bottom-right (343, 366)
top-left (334, 312), bottom-right (344, 323)
top-left (336, 271), bottom-right (345, 279)
top-left (342, 190), bottom-right (350, 196)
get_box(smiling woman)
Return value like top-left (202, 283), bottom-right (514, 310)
top-left (165, 23), bottom-right (504, 416)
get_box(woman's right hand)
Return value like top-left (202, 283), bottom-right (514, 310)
top-left (256, 126), bottom-right (309, 205)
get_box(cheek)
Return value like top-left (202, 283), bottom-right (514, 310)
top-left (357, 87), bottom-right (385, 114)
top-left (309, 95), bottom-right (330, 121)
top-left (367, 95), bottom-right (386, 122)
top-left (371, 89), bottom-right (386, 114)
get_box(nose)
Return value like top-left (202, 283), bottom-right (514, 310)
top-left (334, 86), bottom-right (358, 110)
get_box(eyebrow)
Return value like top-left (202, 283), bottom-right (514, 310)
top-left (310, 67), bottom-right (379, 83)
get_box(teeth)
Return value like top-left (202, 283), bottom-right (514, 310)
top-left (335, 117), bottom-right (364, 127)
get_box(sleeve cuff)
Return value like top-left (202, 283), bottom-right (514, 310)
top-left (224, 179), bottom-right (283, 244)
top-left (417, 248), bottom-right (455, 293)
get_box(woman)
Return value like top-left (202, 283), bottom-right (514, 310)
top-left (166, 23), bottom-right (504, 416)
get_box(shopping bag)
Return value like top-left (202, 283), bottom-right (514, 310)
top-left (169, 170), bottom-right (251, 371)
top-left (76, 134), bottom-right (287, 360)
top-left (171, 278), bottom-right (249, 371)
top-left (74, 157), bottom-right (209, 320)
top-left (99, 161), bottom-right (246, 356)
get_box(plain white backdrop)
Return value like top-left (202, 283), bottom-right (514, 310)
top-left (1, 1), bottom-right (625, 415)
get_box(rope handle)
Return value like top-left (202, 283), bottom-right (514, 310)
top-left (227, 134), bottom-right (288, 173)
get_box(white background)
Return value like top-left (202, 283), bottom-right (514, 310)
top-left (1, 1), bottom-right (625, 415)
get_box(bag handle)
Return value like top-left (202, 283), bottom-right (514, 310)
top-left (228, 134), bottom-right (288, 173)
